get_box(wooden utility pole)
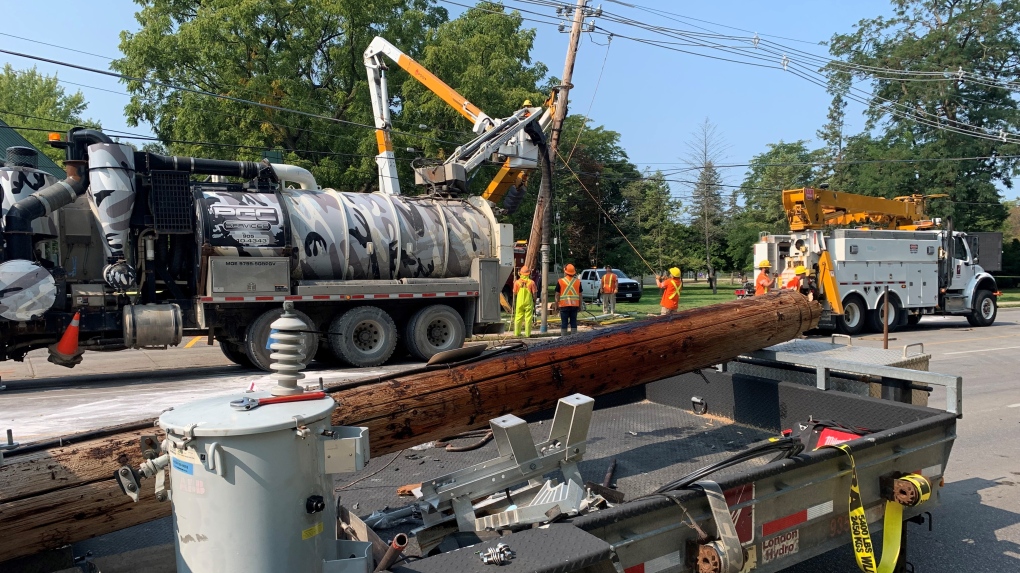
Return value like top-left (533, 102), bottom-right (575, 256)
top-left (524, 0), bottom-right (590, 333)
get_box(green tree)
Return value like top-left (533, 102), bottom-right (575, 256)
top-left (683, 119), bottom-right (728, 291)
top-left (114, 0), bottom-right (446, 189)
top-left (0, 65), bottom-right (99, 164)
top-left (726, 141), bottom-right (818, 270)
top-left (827, 0), bottom-right (1020, 231)
top-left (621, 171), bottom-right (681, 277)
top-left (544, 115), bottom-right (641, 271)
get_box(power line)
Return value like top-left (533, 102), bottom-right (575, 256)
top-left (564, 34), bottom-right (612, 164)
top-left (0, 47), bottom-right (464, 148)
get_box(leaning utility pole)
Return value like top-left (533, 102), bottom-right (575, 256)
top-left (524, 0), bottom-right (595, 333)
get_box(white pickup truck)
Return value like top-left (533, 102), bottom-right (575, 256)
top-left (577, 268), bottom-right (643, 303)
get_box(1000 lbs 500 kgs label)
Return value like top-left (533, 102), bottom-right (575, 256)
top-left (761, 530), bottom-right (799, 563)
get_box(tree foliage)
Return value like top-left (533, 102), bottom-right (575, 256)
top-left (537, 115), bottom-right (641, 272)
top-left (621, 171), bottom-right (681, 276)
top-left (0, 65), bottom-right (99, 164)
top-left (826, 0), bottom-right (1020, 230)
top-left (114, 0), bottom-right (447, 189)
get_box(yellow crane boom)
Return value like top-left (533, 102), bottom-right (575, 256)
top-left (783, 187), bottom-right (944, 231)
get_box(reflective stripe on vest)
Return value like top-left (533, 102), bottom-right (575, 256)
top-left (667, 278), bottom-right (681, 299)
top-left (558, 277), bottom-right (580, 307)
top-left (601, 273), bottom-right (618, 293)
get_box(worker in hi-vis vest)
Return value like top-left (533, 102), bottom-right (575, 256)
top-left (555, 263), bottom-right (582, 335)
top-left (601, 265), bottom-right (618, 315)
top-left (656, 267), bottom-right (683, 315)
top-left (512, 267), bottom-right (538, 337)
top-left (785, 265), bottom-right (808, 291)
top-left (755, 260), bottom-right (774, 296)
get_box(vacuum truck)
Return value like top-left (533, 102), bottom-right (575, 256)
top-left (0, 33), bottom-right (558, 372)
top-left (0, 131), bottom-right (514, 371)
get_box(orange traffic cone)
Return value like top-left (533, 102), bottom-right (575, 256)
top-left (48, 311), bottom-right (84, 368)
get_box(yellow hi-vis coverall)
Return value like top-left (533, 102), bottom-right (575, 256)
top-left (513, 276), bottom-right (537, 337)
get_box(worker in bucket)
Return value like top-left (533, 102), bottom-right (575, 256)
top-left (785, 265), bottom-right (808, 291)
top-left (555, 263), bottom-right (582, 335)
top-left (601, 265), bottom-right (618, 315)
top-left (512, 267), bottom-right (538, 337)
top-left (656, 267), bottom-right (683, 315)
top-left (754, 260), bottom-right (774, 296)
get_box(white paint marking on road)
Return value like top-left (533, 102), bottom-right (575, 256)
top-left (943, 345), bottom-right (1020, 356)
top-left (1007, 403), bottom-right (1020, 409)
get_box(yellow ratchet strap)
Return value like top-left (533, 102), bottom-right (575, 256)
top-left (829, 443), bottom-right (931, 573)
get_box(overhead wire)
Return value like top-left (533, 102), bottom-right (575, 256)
top-left (0, 47), bottom-right (465, 148)
top-left (591, 10), bottom-right (1020, 143)
top-left (564, 34), bottom-right (612, 165)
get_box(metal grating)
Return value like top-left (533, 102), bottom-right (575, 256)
top-left (149, 170), bottom-right (194, 234)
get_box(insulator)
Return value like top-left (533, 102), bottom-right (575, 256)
top-left (268, 303), bottom-right (308, 395)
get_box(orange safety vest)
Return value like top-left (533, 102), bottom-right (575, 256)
top-left (660, 277), bottom-right (682, 310)
top-left (558, 277), bottom-right (581, 307)
top-left (601, 272), bottom-right (618, 294)
top-left (785, 275), bottom-right (802, 291)
top-left (755, 271), bottom-right (772, 296)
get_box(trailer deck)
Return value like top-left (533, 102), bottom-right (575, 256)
top-left (333, 342), bottom-right (960, 572)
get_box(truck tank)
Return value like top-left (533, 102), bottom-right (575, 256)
top-left (197, 186), bottom-right (496, 281)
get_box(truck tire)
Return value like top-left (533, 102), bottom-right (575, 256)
top-left (329, 306), bottom-right (397, 367)
top-left (404, 304), bottom-right (466, 361)
top-left (219, 340), bottom-right (254, 368)
top-left (835, 295), bottom-right (867, 335)
top-left (867, 294), bottom-right (901, 333)
top-left (966, 290), bottom-right (997, 327)
top-left (244, 308), bottom-right (319, 372)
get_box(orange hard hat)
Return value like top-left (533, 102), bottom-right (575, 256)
top-left (564, 263), bottom-right (576, 275)
top-left (520, 267), bottom-right (531, 275)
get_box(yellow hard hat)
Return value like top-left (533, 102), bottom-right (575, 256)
top-left (523, 99), bottom-right (533, 106)
top-left (669, 267), bottom-right (681, 278)
top-left (794, 265), bottom-right (807, 275)
top-left (758, 260), bottom-right (771, 269)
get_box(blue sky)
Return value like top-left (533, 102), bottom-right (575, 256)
top-left (1, 0), bottom-right (921, 198)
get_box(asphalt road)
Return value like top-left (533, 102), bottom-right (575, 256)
top-left (3, 311), bottom-right (1019, 572)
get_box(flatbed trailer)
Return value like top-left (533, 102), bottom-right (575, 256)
top-left (336, 340), bottom-right (960, 573)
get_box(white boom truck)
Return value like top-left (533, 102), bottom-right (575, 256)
top-left (757, 188), bottom-right (1002, 334)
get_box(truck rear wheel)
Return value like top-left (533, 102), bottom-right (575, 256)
top-left (329, 306), bottom-right (397, 367)
top-left (867, 294), bottom-right (901, 333)
top-left (835, 295), bottom-right (866, 335)
top-left (404, 304), bottom-right (466, 361)
top-left (966, 290), bottom-right (997, 327)
top-left (219, 340), bottom-right (253, 368)
top-left (245, 308), bottom-right (319, 372)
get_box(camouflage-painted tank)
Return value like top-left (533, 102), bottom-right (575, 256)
top-left (87, 143), bottom-right (137, 289)
top-left (0, 166), bottom-right (60, 236)
top-left (196, 187), bottom-right (497, 281)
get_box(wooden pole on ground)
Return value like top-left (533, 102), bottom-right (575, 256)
top-left (0, 293), bottom-right (819, 563)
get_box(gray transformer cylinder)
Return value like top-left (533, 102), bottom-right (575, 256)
top-left (160, 393), bottom-right (340, 573)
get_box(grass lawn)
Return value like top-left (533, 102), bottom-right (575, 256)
top-left (499, 281), bottom-right (742, 329)
top-left (608, 281), bottom-right (741, 316)
top-left (998, 287), bottom-right (1020, 305)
